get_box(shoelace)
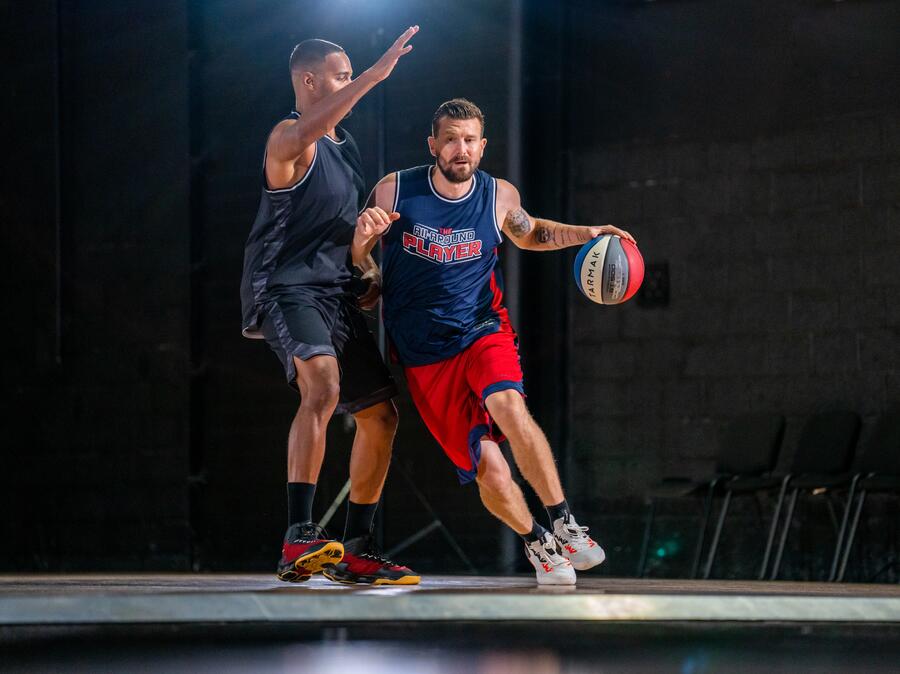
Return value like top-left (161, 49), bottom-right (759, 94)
top-left (292, 522), bottom-right (329, 543)
top-left (358, 541), bottom-right (397, 567)
top-left (530, 536), bottom-right (565, 565)
top-left (561, 515), bottom-right (591, 541)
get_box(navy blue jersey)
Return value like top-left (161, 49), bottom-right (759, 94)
top-left (240, 111), bottom-right (365, 338)
top-left (381, 165), bottom-right (512, 366)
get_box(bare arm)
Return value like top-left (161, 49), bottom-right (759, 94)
top-left (350, 173), bottom-right (399, 310)
top-left (496, 179), bottom-right (635, 251)
top-left (266, 79), bottom-right (377, 164)
top-left (351, 173), bottom-right (398, 265)
top-left (266, 26), bottom-right (418, 188)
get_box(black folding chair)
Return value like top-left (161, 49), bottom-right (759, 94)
top-left (637, 413), bottom-right (785, 578)
top-left (721, 410), bottom-right (861, 581)
top-left (832, 411), bottom-right (900, 582)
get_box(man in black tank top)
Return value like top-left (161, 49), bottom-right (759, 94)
top-left (240, 29), bottom-right (420, 585)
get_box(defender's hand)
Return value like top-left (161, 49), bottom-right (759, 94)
top-left (356, 207), bottom-right (399, 239)
top-left (357, 267), bottom-right (383, 311)
top-left (368, 26), bottom-right (419, 83)
top-left (588, 224), bottom-right (636, 244)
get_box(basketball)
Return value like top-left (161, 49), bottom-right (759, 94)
top-left (573, 235), bottom-right (645, 305)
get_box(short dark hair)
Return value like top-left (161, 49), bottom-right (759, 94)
top-left (289, 39), bottom-right (345, 73)
top-left (431, 98), bottom-right (485, 137)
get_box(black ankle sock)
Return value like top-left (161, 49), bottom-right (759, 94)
top-left (344, 501), bottom-right (379, 541)
top-left (545, 499), bottom-right (570, 525)
top-left (519, 519), bottom-right (548, 543)
top-left (287, 482), bottom-right (316, 526)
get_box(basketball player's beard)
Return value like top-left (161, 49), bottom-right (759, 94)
top-left (436, 156), bottom-right (479, 183)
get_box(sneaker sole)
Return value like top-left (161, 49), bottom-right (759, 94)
top-left (322, 569), bottom-right (421, 586)
top-left (277, 541), bottom-right (345, 582)
top-left (374, 575), bottom-right (421, 586)
top-left (536, 574), bottom-right (577, 586)
top-left (571, 557), bottom-right (606, 571)
top-left (569, 550), bottom-right (607, 571)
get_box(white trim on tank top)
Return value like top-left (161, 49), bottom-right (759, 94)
top-left (263, 143), bottom-right (318, 194)
top-left (427, 166), bottom-right (478, 203)
top-left (491, 177), bottom-right (502, 242)
top-left (380, 170), bottom-right (401, 237)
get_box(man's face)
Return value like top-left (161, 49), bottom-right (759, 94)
top-left (428, 117), bottom-right (486, 183)
top-left (308, 51), bottom-right (353, 101)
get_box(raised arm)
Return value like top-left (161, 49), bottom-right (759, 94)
top-left (495, 179), bottom-right (635, 251)
top-left (266, 26), bottom-right (418, 187)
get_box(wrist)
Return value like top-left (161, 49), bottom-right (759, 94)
top-left (352, 229), bottom-right (371, 248)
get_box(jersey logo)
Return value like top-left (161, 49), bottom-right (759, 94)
top-left (402, 223), bottom-right (483, 265)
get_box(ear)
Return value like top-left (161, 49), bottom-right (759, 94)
top-left (480, 137), bottom-right (487, 152)
top-left (427, 136), bottom-right (437, 157)
top-left (302, 71), bottom-right (316, 91)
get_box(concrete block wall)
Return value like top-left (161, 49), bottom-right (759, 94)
top-left (566, 112), bottom-right (900, 578)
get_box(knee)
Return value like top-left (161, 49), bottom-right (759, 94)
top-left (378, 400), bottom-right (399, 435)
top-left (356, 400), bottom-right (399, 438)
top-left (485, 390), bottom-right (530, 434)
top-left (300, 378), bottom-right (340, 416)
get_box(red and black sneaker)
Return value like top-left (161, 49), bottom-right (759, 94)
top-left (322, 535), bottom-right (421, 586)
top-left (276, 522), bottom-right (344, 583)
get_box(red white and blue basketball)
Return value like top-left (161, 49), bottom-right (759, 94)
top-left (573, 235), bottom-right (644, 305)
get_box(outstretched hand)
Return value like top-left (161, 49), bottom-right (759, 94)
top-left (588, 224), bottom-right (636, 244)
top-left (368, 25), bottom-right (419, 83)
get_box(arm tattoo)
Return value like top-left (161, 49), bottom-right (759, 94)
top-left (559, 227), bottom-right (578, 247)
top-left (504, 207), bottom-right (532, 238)
top-left (532, 220), bottom-right (583, 249)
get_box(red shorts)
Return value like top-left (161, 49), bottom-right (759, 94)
top-left (403, 331), bottom-right (525, 484)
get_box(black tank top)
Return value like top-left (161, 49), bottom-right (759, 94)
top-left (240, 111), bottom-right (365, 338)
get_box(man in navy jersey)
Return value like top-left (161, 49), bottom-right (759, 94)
top-left (240, 29), bottom-right (420, 585)
top-left (356, 99), bottom-right (636, 584)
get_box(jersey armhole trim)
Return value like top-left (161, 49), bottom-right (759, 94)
top-left (382, 171), bottom-right (400, 237)
top-left (492, 177), bottom-right (502, 243)
top-left (264, 142), bottom-right (318, 194)
top-left (392, 171), bottom-right (400, 212)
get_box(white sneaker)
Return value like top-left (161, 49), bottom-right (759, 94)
top-left (524, 531), bottom-right (576, 585)
top-left (552, 513), bottom-right (606, 571)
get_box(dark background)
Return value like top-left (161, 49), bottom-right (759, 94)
top-left (4, 0), bottom-right (899, 580)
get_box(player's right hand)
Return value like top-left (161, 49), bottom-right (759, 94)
top-left (357, 207), bottom-right (399, 239)
top-left (368, 25), bottom-right (419, 82)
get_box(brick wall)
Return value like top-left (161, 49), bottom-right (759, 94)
top-left (560, 0), bottom-right (900, 579)
top-left (570, 113), bottom-right (900, 494)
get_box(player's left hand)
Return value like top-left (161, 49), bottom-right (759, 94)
top-left (588, 224), bottom-right (636, 244)
top-left (368, 25), bottom-right (419, 83)
top-left (357, 267), bottom-right (382, 310)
